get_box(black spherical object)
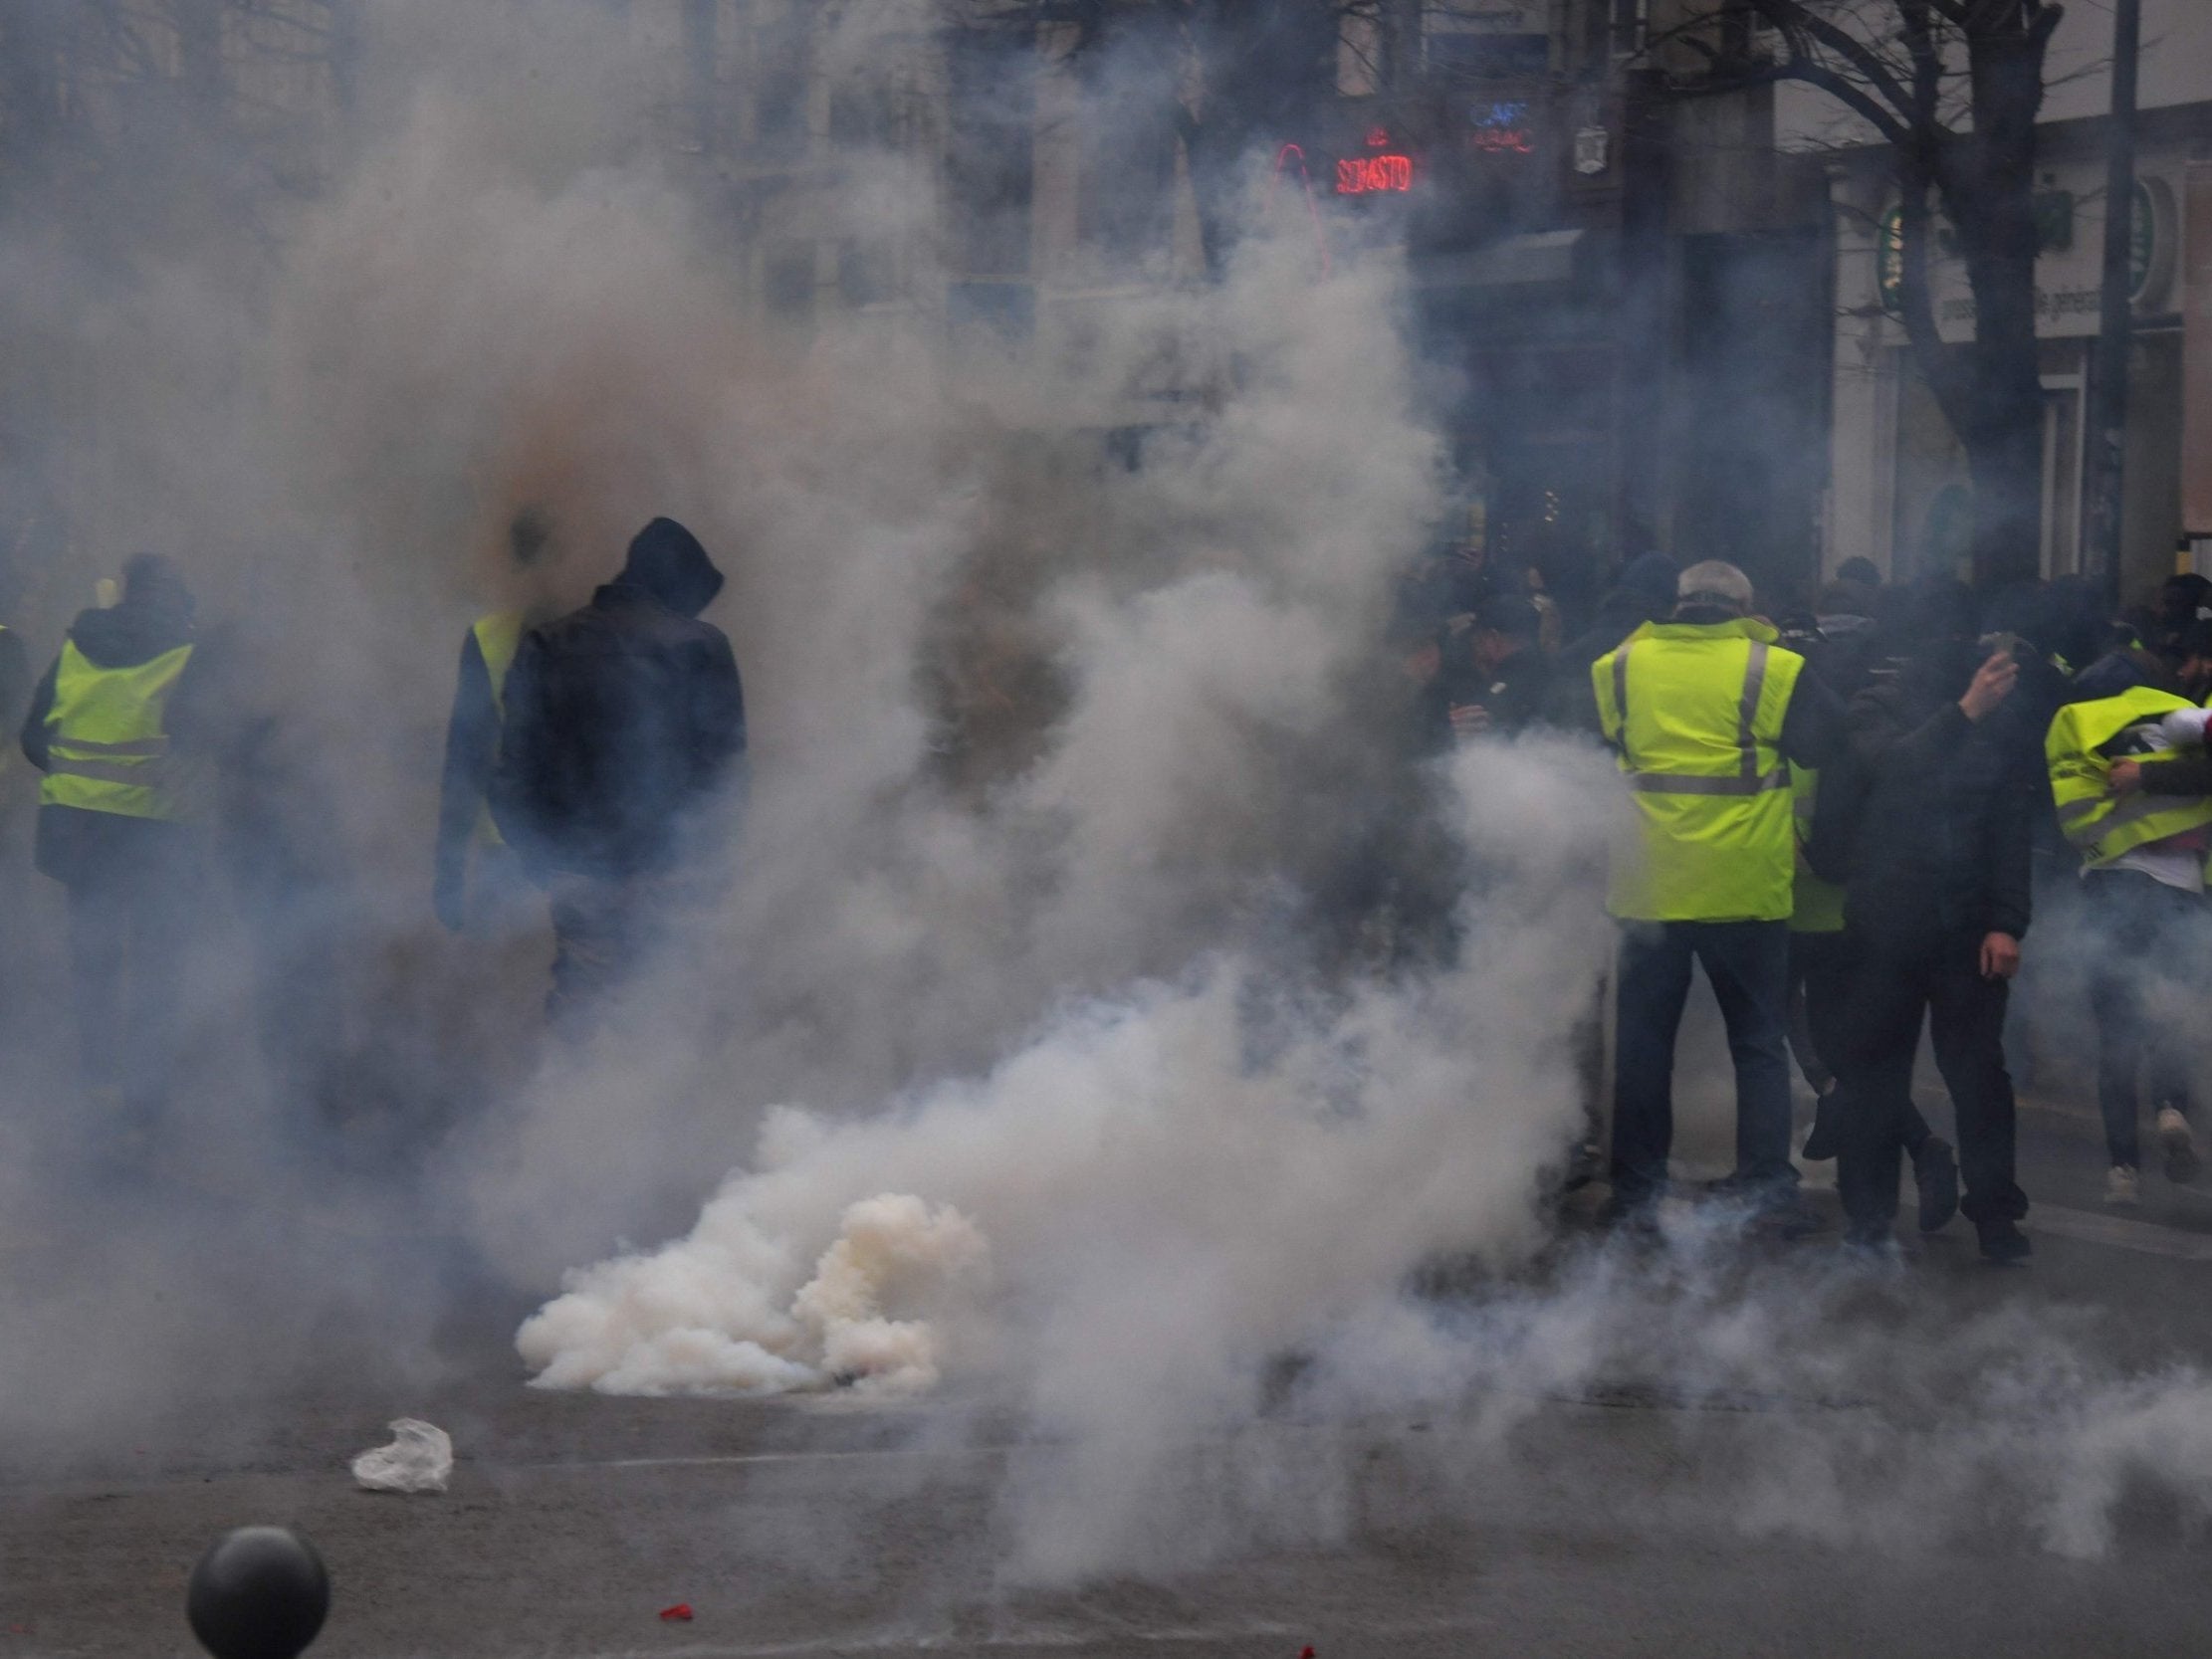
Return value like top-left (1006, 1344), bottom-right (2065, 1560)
top-left (186, 1527), bottom-right (331, 1659)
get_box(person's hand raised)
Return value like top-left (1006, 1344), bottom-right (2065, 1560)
top-left (1958, 650), bottom-right (2019, 722)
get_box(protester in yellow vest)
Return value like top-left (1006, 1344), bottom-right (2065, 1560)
top-left (18, 554), bottom-right (202, 1123)
top-left (1591, 559), bottom-right (1842, 1231)
top-left (2045, 627), bottom-right (2212, 1207)
top-left (433, 509), bottom-right (553, 933)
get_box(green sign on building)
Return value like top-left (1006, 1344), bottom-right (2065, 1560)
top-left (1878, 203), bottom-right (1904, 317)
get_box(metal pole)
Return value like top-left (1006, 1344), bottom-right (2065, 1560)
top-left (2085, 0), bottom-right (2143, 606)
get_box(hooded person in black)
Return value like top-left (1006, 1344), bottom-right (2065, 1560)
top-left (20, 554), bottom-right (207, 1127)
top-left (1547, 551), bottom-right (1678, 733)
top-left (1815, 580), bottom-right (2034, 1261)
top-left (490, 517), bottom-right (747, 1033)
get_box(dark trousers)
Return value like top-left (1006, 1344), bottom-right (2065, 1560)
top-left (1831, 931), bottom-right (2025, 1233)
top-left (1612, 919), bottom-right (1796, 1207)
top-left (1785, 929), bottom-right (1851, 1095)
top-left (57, 819), bottom-right (192, 1111)
top-left (547, 870), bottom-right (673, 1038)
top-left (2083, 869), bottom-right (2202, 1169)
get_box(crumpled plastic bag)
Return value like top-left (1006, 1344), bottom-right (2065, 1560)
top-left (350, 1418), bottom-right (453, 1493)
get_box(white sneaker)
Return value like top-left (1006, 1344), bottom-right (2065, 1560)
top-left (2106, 1165), bottom-right (2141, 1207)
top-left (2158, 1109), bottom-right (2201, 1183)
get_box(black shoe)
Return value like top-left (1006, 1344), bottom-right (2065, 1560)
top-left (1913, 1137), bottom-right (1960, 1234)
top-left (1802, 1090), bottom-right (1840, 1161)
top-left (1597, 1192), bottom-right (1660, 1233)
top-left (1976, 1218), bottom-right (2032, 1264)
top-left (1745, 1197), bottom-right (1829, 1242)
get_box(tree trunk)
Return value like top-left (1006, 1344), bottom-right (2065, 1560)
top-left (1948, 15), bottom-right (2052, 589)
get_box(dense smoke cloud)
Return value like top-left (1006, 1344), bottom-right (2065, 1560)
top-left (3, 0), bottom-right (2212, 1597)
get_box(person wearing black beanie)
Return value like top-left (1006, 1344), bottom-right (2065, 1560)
top-left (489, 517), bottom-right (747, 1035)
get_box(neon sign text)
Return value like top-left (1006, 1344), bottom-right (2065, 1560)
top-left (1468, 100), bottom-right (1534, 155)
top-left (1336, 153), bottom-right (1414, 194)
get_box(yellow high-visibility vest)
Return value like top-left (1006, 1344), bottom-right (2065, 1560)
top-left (2045, 687), bottom-right (2212, 869)
top-left (1788, 761), bottom-right (1846, 934)
top-left (40, 639), bottom-right (195, 821)
top-left (1593, 618), bottom-right (1805, 923)
top-left (474, 611), bottom-right (524, 720)
top-left (471, 611), bottom-right (526, 849)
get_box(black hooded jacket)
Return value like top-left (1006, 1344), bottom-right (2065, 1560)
top-left (489, 518), bottom-right (747, 881)
top-left (1547, 552), bottom-right (1677, 733)
top-left (1817, 642), bottom-right (2034, 949)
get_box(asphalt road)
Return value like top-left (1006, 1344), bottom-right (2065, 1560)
top-left (2, 1086), bottom-right (2210, 1659)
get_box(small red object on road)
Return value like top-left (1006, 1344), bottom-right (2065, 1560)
top-left (659, 1603), bottom-right (694, 1622)
top-left (1299, 1648), bottom-right (1315, 1658)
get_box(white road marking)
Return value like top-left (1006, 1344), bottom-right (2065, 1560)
top-left (515, 1447), bottom-right (982, 1473)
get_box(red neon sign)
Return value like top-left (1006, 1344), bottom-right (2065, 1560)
top-left (1470, 127), bottom-right (1534, 155)
top-left (1336, 153), bottom-right (1414, 195)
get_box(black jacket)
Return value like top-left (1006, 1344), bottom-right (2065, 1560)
top-left (490, 518), bottom-right (747, 882)
top-left (1418, 638), bottom-right (1553, 746)
top-left (1545, 552), bottom-right (1678, 733)
top-left (1824, 656), bottom-right (2034, 947)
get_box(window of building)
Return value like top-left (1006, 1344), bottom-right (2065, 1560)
top-left (754, 6), bottom-right (810, 159)
top-left (1429, 31), bottom-right (1550, 79)
top-left (947, 279), bottom-right (1034, 345)
top-left (829, 77), bottom-right (897, 151)
top-left (944, 27), bottom-right (1035, 278)
top-left (1071, 13), bottom-right (1181, 273)
top-left (1078, 98), bottom-right (1178, 271)
top-left (764, 245), bottom-right (815, 324)
top-left (838, 239), bottom-right (896, 307)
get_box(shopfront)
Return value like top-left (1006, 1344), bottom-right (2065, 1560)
top-left (1826, 139), bottom-right (2192, 600)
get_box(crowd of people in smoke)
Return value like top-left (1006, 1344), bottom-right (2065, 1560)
top-left (7, 497), bottom-right (2211, 1269)
top-left (0, 516), bottom-right (746, 1162)
top-left (1399, 530), bottom-right (2212, 1262)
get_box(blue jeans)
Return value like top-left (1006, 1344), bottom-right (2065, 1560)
top-left (2083, 869), bottom-right (2202, 1168)
top-left (1611, 919), bottom-right (1797, 1208)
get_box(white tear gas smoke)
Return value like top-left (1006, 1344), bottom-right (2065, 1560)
top-left (5, 0), bottom-right (2212, 1597)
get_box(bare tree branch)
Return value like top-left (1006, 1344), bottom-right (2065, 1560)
top-left (1742, 0), bottom-right (1920, 127)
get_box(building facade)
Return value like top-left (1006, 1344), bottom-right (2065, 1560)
top-left (1796, 1), bottom-right (2212, 601)
top-left (0, 1), bottom-right (1837, 612)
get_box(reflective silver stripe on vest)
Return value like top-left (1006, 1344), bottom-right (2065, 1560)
top-left (1737, 642), bottom-right (1769, 781)
top-left (52, 735), bottom-right (169, 757)
top-left (1620, 637), bottom-right (1784, 798)
top-left (2062, 791), bottom-right (2179, 850)
top-left (1629, 770), bottom-right (1791, 796)
top-left (48, 757), bottom-right (170, 787)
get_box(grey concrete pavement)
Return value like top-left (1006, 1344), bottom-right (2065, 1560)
top-left (5, 1131), bottom-right (2212, 1659)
